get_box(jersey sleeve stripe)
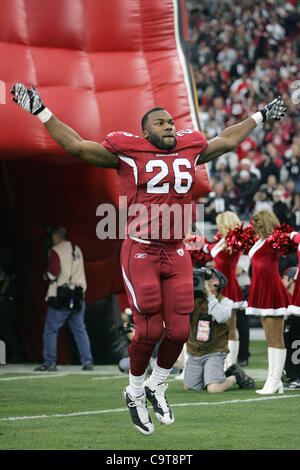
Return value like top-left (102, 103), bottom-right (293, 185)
top-left (118, 155), bottom-right (138, 185)
top-left (194, 153), bottom-right (201, 168)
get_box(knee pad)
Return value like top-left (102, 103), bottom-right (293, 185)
top-left (138, 282), bottom-right (162, 314)
top-left (133, 314), bottom-right (164, 344)
top-left (168, 321), bottom-right (190, 344)
top-left (174, 282), bottom-right (194, 314)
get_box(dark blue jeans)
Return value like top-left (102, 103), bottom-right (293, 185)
top-left (43, 301), bottom-right (93, 365)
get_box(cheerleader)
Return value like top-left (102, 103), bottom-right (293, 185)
top-left (203, 211), bottom-right (246, 368)
top-left (246, 210), bottom-right (291, 394)
top-left (287, 232), bottom-right (300, 316)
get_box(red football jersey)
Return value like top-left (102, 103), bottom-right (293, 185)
top-left (101, 129), bottom-right (208, 243)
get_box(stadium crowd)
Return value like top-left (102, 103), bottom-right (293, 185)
top-left (186, 0), bottom-right (300, 228)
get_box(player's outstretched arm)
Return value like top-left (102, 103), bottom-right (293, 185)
top-left (11, 83), bottom-right (118, 169)
top-left (43, 115), bottom-right (118, 168)
top-left (198, 97), bottom-right (286, 164)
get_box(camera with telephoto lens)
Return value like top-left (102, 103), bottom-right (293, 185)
top-left (193, 267), bottom-right (213, 297)
top-left (48, 284), bottom-right (83, 311)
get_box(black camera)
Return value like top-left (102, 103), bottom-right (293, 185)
top-left (48, 284), bottom-right (83, 311)
top-left (119, 323), bottom-right (135, 335)
top-left (193, 267), bottom-right (213, 297)
top-left (193, 267), bottom-right (228, 297)
top-left (119, 309), bottom-right (135, 335)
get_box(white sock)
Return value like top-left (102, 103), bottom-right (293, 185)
top-left (129, 371), bottom-right (146, 398)
top-left (147, 364), bottom-right (172, 388)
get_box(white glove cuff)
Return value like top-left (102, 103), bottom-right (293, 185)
top-left (251, 112), bottom-right (264, 126)
top-left (290, 231), bottom-right (298, 240)
top-left (37, 107), bottom-right (53, 123)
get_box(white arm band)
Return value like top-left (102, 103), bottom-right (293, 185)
top-left (46, 271), bottom-right (57, 281)
top-left (251, 112), bottom-right (264, 126)
top-left (37, 107), bottom-right (53, 123)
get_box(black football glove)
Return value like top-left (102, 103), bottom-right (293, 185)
top-left (259, 96), bottom-right (286, 122)
top-left (10, 82), bottom-right (45, 116)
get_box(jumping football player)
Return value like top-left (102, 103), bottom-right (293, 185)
top-left (11, 83), bottom-right (286, 434)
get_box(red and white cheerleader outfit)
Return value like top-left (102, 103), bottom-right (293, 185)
top-left (204, 237), bottom-right (246, 309)
top-left (246, 238), bottom-right (291, 316)
top-left (287, 232), bottom-right (300, 316)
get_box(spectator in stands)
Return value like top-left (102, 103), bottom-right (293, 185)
top-left (265, 174), bottom-right (279, 200)
top-left (257, 152), bottom-right (280, 185)
top-left (249, 145), bottom-right (263, 163)
top-left (266, 14), bottom-right (286, 42)
top-left (234, 169), bottom-right (258, 217)
top-left (272, 189), bottom-right (290, 224)
top-left (265, 143), bottom-right (284, 171)
top-left (239, 157), bottom-right (261, 181)
top-left (253, 188), bottom-right (273, 215)
top-left (211, 156), bottom-right (231, 183)
top-left (284, 146), bottom-right (300, 190)
top-left (284, 179), bottom-right (297, 208)
top-left (216, 43), bottom-right (238, 74)
top-left (289, 193), bottom-right (300, 230)
top-left (204, 182), bottom-right (231, 223)
top-left (223, 173), bottom-right (238, 211)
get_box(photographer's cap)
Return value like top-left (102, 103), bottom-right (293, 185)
top-left (283, 267), bottom-right (298, 280)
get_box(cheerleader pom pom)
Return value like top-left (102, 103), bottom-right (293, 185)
top-left (213, 232), bottom-right (222, 242)
top-left (184, 234), bottom-right (203, 251)
top-left (242, 224), bottom-right (259, 254)
top-left (192, 250), bottom-right (213, 265)
top-left (267, 223), bottom-right (297, 255)
top-left (184, 235), bottom-right (213, 265)
top-left (225, 224), bottom-right (245, 254)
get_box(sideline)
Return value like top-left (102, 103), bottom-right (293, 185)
top-left (1, 394), bottom-right (300, 422)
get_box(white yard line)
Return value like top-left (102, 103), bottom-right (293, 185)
top-left (1, 394), bottom-right (299, 422)
top-left (0, 373), bottom-right (124, 381)
top-left (0, 370), bottom-right (267, 382)
top-left (0, 373), bottom-right (69, 381)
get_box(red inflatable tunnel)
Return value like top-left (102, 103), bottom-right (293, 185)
top-left (0, 0), bottom-right (211, 362)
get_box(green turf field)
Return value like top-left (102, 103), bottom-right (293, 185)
top-left (0, 340), bottom-right (300, 451)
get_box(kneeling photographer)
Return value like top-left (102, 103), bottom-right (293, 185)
top-left (184, 267), bottom-right (255, 393)
top-left (34, 227), bottom-right (93, 372)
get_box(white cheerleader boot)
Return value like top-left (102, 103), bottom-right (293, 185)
top-left (256, 348), bottom-right (286, 395)
top-left (256, 347), bottom-right (274, 394)
top-left (266, 348), bottom-right (286, 394)
top-left (224, 340), bottom-right (240, 370)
